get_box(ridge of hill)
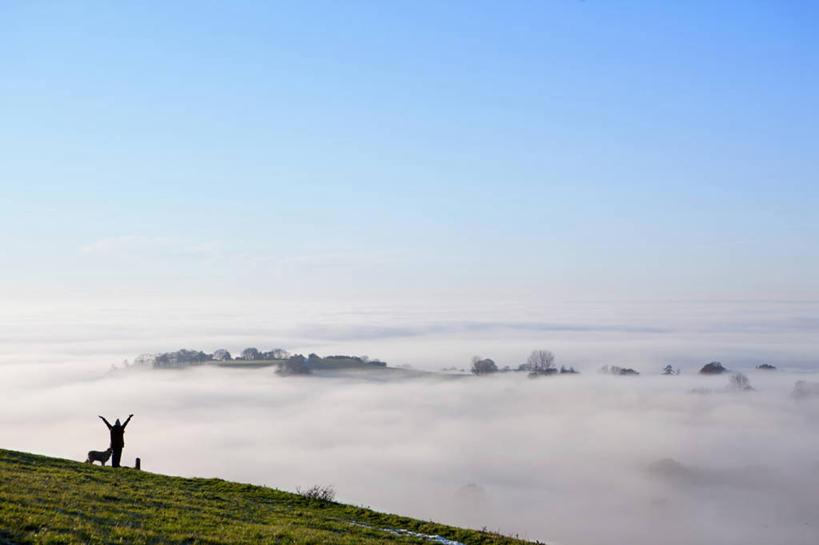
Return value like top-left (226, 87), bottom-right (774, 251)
top-left (0, 449), bottom-right (536, 545)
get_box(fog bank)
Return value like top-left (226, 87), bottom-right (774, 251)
top-left (2, 299), bottom-right (819, 544)
top-left (2, 364), bottom-right (819, 545)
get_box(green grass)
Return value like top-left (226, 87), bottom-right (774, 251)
top-left (0, 449), bottom-right (537, 545)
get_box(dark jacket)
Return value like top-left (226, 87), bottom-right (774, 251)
top-left (99, 415), bottom-right (132, 449)
top-left (110, 424), bottom-right (125, 448)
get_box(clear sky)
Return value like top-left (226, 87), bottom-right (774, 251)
top-left (2, 1), bottom-right (818, 304)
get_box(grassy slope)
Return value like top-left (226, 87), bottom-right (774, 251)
top-left (0, 449), bottom-right (536, 545)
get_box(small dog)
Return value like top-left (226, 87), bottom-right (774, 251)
top-left (85, 447), bottom-right (113, 466)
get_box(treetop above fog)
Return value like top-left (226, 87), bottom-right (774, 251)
top-left (700, 361), bottom-right (728, 374)
top-left (134, 348), bottom-right (386, 370)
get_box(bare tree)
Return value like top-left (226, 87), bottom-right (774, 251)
top-left (729, 372), bottom-right (753, 391)
top-left (240, 347), bottom-right (260, 360)
top-left (271, 348), bottom-right (290, 359)
top-left (212, 349), bottom-right (232, 361)
top-left (527, 350), bottom-right (556, 377)
top-left (296, 484), bottom-right (335, 501)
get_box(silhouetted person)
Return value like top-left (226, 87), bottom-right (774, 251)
top-left (99, 414), bottom-right (132, 468)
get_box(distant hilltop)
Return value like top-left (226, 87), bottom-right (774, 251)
top-left (131, 348), bottom-right (386, 374)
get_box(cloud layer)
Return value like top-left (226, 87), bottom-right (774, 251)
top-left (2, 362), bottom-right (819, 545)
top-left (2, 299), bottom-right (819, 544)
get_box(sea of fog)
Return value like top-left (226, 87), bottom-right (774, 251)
top-left (2, 299), bottom-right (819, 545)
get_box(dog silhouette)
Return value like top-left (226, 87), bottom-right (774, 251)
top-left (85, 447), bottom-right (113, 466)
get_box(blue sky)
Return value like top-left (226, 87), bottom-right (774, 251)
top-left (1, 1), bottom-right (818, 302)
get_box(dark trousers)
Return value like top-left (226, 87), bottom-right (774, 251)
top-left (112, 448), bottom-right (122, 468)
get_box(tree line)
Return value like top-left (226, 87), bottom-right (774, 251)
top-left (471, 350), bottom-right (578, 377)
top-left (469, 353), bottom-right (778, 377)
top-left (133, 348), bottom-right (385, 374)
top-left (135, 347), bottom-right (293, 368)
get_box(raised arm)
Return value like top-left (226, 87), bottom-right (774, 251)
top-left (122, 414), bottom-right (133, 428)
top-left (98, 415), bottom-right (112, 430)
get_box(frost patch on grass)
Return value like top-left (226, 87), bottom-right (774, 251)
top-left (348, 520), bottom-right (466, 545)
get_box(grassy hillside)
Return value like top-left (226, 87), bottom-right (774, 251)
top-left (0, 449), bottom-right (536, 545)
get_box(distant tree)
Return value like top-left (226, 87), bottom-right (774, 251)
top-left (756, 363), bottom-right (776, 371)
top-left (260, 348), bottom-right (290, 360)
top-left (212, 349), bottom-right (232, 361)
top-left (153, 349), bottom-right (212, 368)
top-left (134, 353), bottom-right (156, 366)
top-left (600, 365), bottom-right (639, 376)
top-left (307, 353), bottom-right (322, 368)
top-left (662, 364), bottom-right (678, 375)
top-left (792, 380), bottom-right (819, 399)
top-left (700, 361), bottom-right (727, 374)
top-left (471, 356), bottom-right (498, 375)
top-left (240, 347), bottom-right (260, 361)
top-left (729, 373), bottom-right (753, 391)
top-left (527, 350), bottom-right (556, 377)
top-left (560, 365), bottom-right (578, 374)
top-left (326, 354), bottom-right (362, 361)
top-left (277, 354), bottom-right (310, 376)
